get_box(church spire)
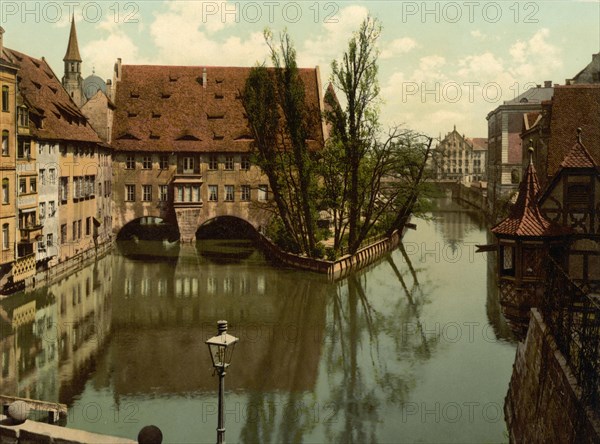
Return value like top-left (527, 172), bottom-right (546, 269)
top-left (63, 14), bottom-right (82, 62)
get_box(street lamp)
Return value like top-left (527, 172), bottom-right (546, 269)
top-left (206, 320), bottom-right (239, 444)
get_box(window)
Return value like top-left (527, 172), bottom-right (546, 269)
top-left (224, 156), bottom-right (234, 170)
top-left (60, 177), bottom-right (68, 201)
top-left (49, 168), bottom-right (56, 184)
top-left (39, 202), bottom-right (46, 219)
top-left (38, 238), bottom-right (45, 252)
top-left (18, 107), bottom-right (29, 127)
top-left (17, 140), bottom-right (31, 159)
top-left (183, 157), bottom-right (195, 174)
top-left (1, 130), bottom-right (8, 156)
top-left (175, 185), bottom-right (200, 203)
top-left (125, 155), bottom-right (135, 169)
top-left (258, 184), bottom-right (268, 201)
top-left (86, 217), bottom-right (91, 236)
top-left (125, 184), bottom-right (136, 202)
top-left (225, 185), bottom-right (234, 201)
top-left (208, 185), bottom-right (218, 201)
top-left (61, 224), bottom-right (67, 244)
top-left (567, 184), bottom-right (589, 205)
top-left (49, 201), bottom-right (55, 217)
top-left (2, 224), bottom-right (8, 250)
top-left (47, 234), bottom-right (53, 247)
top-left (78, 220), bottom-right (82, 239)
top-left (2, 86), bottom-right (8, 112)
top-left (72, 221), bottom-right (77, 241)
top-left (2, 178), bottom-right (8, 204)
top-left (19, 178), bottom-right (26, 194)
top-left (241, 155), bottom-right (250, 170)
top-left (208, 155), bottom-right (218, 170)
top-left (30, 177), bottom-right (36, 193)
top-left (142, 156), bottom-right (152, 169)
top-left (142, 185), bottom-right (152, 202)
top-left (241, 185), bottom-right (250, 201)
top-left (40, 169), bottom-right (46, 185)
top-left (160, 155), bottom-right (169, 169)
top-left (502, 245), bottom-right (515, 276)
top-left (159, 185), bottom-right (168, 202)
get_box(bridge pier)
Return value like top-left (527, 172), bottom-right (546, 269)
top-left (175, 207), bottom-right (203, 242)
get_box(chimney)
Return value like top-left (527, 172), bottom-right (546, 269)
top-left (0, 27), bottom-right (4, 59)
top-left (114, 58), bottom-right (122, 83)
top-left (202, 67), bottom-right (207, 88)
top-left (544, 80), bottom-right (552, 88)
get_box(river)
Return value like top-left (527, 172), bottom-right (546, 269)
top-left (0, 198), bottom-right (517, 443)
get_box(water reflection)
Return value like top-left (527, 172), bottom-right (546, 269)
top-left (0, 256), bottom-right (113, 407)
top-left (1, 200), bottom-right (517, 442)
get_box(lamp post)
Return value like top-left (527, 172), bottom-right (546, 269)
top-left (205, 320), bottom-right (239, 444)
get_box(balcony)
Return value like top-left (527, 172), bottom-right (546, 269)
top-left (19, 222), bottom-right (43, 242)
top-left (12, 253), bottom-right (36, 282)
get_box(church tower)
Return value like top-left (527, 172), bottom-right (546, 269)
top-left (62, 15), bottom-right (84, 107)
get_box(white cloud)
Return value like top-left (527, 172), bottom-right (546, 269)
top-left (380, 37), bottom-right (418, 59)
top-left (83, 33), bottom-right (146, 79)
top-left (470, 30), bottom-right (486, 41)
top-left (299, 5), bottom-right (370, 69)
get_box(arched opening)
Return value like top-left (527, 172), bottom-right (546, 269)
top-left (117, 216), bottom-right (180, 241)
top-left (195, 216), bottom-right (260, 264)
top-left (116, 217), bottom-right (180, 261)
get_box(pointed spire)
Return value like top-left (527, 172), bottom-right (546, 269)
top-left (63, 14), bottom-right (82, 62)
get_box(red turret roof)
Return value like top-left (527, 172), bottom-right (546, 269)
top-left (492, 149), bottom-right (570, 237)
top-left (560, 130), bottom-right (598, 169)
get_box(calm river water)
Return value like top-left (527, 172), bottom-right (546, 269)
top-left (1, 198), bottom-right (517, 443)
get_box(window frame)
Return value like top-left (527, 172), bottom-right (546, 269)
top-left (208, 185), bottom-right (218, 202)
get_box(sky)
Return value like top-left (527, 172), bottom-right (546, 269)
top-left (2, 1), bottom-right (599, 138)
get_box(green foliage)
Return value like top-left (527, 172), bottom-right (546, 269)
top-left (265, 216), bottom-right (301, 254)
top-left (242, 29), bottom-right (320, 257)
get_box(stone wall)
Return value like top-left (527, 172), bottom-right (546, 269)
top-left (504, 309), bottom-right (600, 443)
top-left (0, 415), bottom-right (135, 444)
top-left (257, 229), bottom-right (404, 280)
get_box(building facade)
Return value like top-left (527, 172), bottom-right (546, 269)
top-left (486, 83), bottom-right (554, 214)
top-left (0, 37), bottom-right (108, 292)
top-left (433, 126), bottom-right (487, 182)
top-left (109, 60), bottom-right (325, 242)
top-left (0, 27), bottom-right (19, 289)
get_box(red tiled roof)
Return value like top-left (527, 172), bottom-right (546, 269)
top-left (111, 64), bottom-right (324, 153)
top-left (547, 85), bottom-right (600, 176)
top-left (469, 137), bottom-right (488, 150)
top-left (5, 48), bottom-right (101, 143)
top-left (492, 153), bottom-right (569, 237)
top-left (559, 132), bottom-right (598, 168)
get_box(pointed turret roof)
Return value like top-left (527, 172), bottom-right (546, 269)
top-left (560, 128), bottom-right (598, 169)
top-left (63, 15), bottom-right (82, 62)
top-left (492, 146), bottom-right (570, 237)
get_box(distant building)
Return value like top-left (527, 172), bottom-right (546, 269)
top-left (486, 83), bottom-right (554, 214)
top-left (62, 17), bottom-right (114, 144)
top-left (433, 126), bottom-right (487, 183)
top-left (567, 53), bottom-right (600, 84)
